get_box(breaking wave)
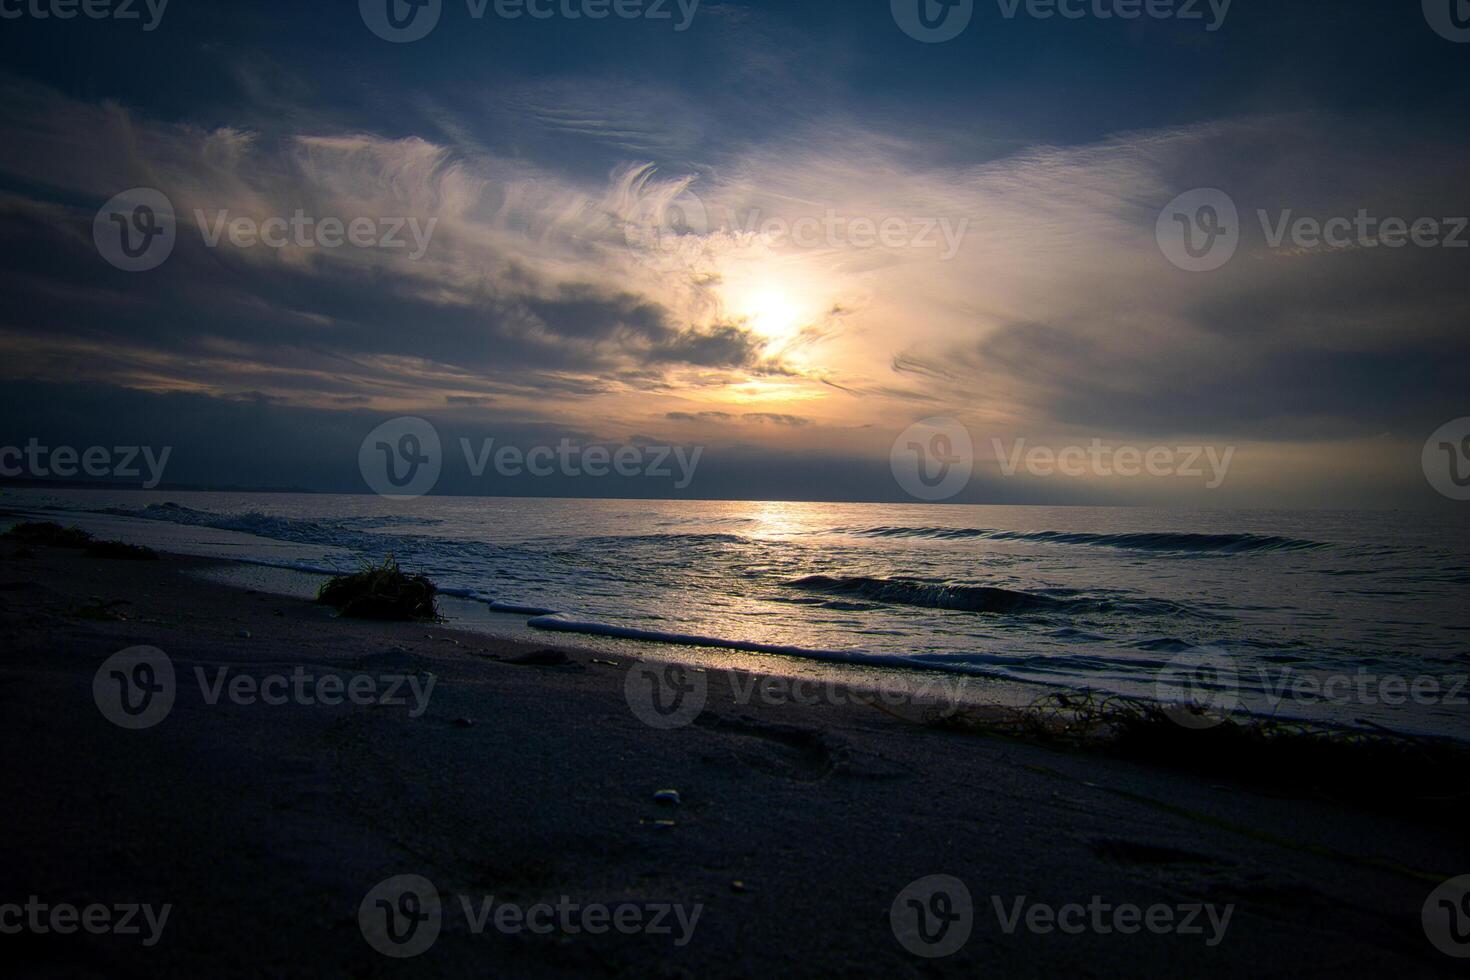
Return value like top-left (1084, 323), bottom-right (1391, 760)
top-left (842, 526), bottom-right (1326, 553)
top-left (785, 574), bottom-right (1202, 617)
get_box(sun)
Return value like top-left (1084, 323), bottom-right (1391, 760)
top-left (718, 259), bottom-right (833, 348)
top-left (743, 288), bottom-right (802, 339)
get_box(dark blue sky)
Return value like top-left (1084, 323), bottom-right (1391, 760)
top-left (4, 1), bottom-right (1463, 164)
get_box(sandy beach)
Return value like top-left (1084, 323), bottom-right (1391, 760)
top-left (0, 539), bottom-right (1463, 977)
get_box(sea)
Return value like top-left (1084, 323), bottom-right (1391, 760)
top-left (5, 488), bottom-right (1468, 737)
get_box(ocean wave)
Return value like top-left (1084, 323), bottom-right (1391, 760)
top-left (841, 525), bottom-right (1325, 553)
top-left (483, 599), bottom-right (563, 616)
top-left (103, 502), bottom-right (442, 540)
top-left (434, 586), bottom-right (561, 617)
top-left (524, 615), bottom-right (1211, 691)
top-left (784, 574), bottom-right (1202, 618)
top-left (573, 532), bottom-right (752, 547)
top-left (527, 615), bottom-right (866, 659)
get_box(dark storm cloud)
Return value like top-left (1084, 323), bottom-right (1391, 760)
top-left (0, 167), bottom-right (772, 404)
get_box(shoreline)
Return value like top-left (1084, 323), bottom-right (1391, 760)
top-left (1, 535), bottom-right (1466, 975)
top-left (186, 557), bottom-right (1470, 756)
top-left (0, 498), bottom-right (1106, 719)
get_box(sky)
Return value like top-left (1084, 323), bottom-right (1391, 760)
top-left (0, 0), bottom-right (1467, 506)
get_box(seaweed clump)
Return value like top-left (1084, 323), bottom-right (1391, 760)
top-left (317, 556), bottom-right (439, 621)
top-left (4, 521), bottom-right (94, 548)
top-left (918, 690), bottom-right (1469, 829)
top-left (3, 521), bottom-right (158, 559)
